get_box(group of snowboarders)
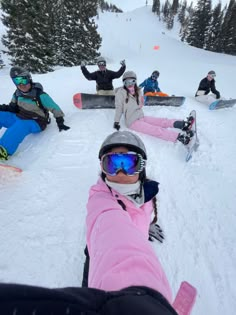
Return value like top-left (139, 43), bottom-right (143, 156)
top-left (0, 59), bottom-right (201, 314)
top-left (81, 58), bottom-right (196, 146)
top-left (0, 57), bottom-right (221, 161)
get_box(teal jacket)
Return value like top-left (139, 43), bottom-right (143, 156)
top-left (9, 83), bottom-right (64, 130)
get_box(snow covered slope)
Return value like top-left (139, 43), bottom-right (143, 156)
top-left (0, 6), bottom-right (236, 315)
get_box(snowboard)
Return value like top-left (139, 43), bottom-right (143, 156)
top-left (172, 281), bottom-right (197, 315)
top-left (185, 110), bottom-right (200, 162)
top-left (0, 163), bottom-right (22, 173)
top-left (209, 99), bottom-right (236, 110)
top-left (144, 95), bottom-right (185, 107)
top-left (73, 93), bottom-right (115, 109)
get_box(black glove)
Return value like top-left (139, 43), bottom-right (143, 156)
top-left (56, 117), bottom-right (70, 132)
top-left (216, 92), bottom-right (220, 99)
top-left (113, 122), bottom-right (120, 131)
top-left (120, 59), bottom-right (126, 67)
top-left (0, 103), bottom-right (18, 112)
top-left (148, 223), bottom-right (164, 243)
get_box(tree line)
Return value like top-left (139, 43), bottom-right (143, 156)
top-left (152, 0), bottom-right (236, 56)
top-left (0, 0), bottom-right (120, 73)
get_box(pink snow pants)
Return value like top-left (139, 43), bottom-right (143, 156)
top-left (129, 116), bottom-right (179, 142)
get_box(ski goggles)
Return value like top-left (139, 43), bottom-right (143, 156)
top-left (208, 73), bottom-right (216, 78)
top-left (101, 152), bottom-right (146, 176)
top-left (151, 74), bottom-right (158, 80)
top-left (98, 61), bottom-right (106, 67)
top-left (124, 79), bottom-right (136, 87)
top-left (12, 76), bottom-right (30, 85)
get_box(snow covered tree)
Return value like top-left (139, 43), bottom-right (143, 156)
top-left (51, 0), bottom-right (101, 66)
top-left (180, 2), bottom-right (194, 42)
top-left (162, 0), bottom-right (171, 23)
top-left (218, 0), bottom-right (236, 55)
top-left (166, 12), bottom-right (174, 29)
top-left (178, 0), bottom-right (187, 25)
top-left (204, 2), bottom-right (223, 52)
top-left (185, 0), bottom-right (212, 49)
top-left (152, 0), bottom-right (161, 16)
top-left (171, 0), bottom-right (179, 15)
top-left (1, 0), bottom-right (56, 73)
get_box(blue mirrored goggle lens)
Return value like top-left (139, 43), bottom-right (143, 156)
top-left (101, 152), bottom-right (145, 176)
top-left (124, 79), bottom-right (136, 87)
top-left (12, 76), bottom-right (30, 85)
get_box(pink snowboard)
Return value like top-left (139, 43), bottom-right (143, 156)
top-left (172, 281), bottom-right (197, 315)
top-left (0, 163), bottom-right (22, 173)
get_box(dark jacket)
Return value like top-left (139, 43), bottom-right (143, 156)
top-left (0, 283), bottom-right (178, 315)
top-left (0, 83), bottom-right (64, 130)
top-left (195, 77), bottom-right (220, 98)
top-left (81, 65), bottom-right (126, 91)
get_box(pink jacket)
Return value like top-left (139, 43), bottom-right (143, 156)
top-left (86, 178), bottom-right (172, 302)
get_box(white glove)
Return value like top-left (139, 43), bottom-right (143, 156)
top-left (81, 61), bottom-right (86, 67)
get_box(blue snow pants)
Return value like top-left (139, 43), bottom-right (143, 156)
top-left (0, 112), bottom-right (41, 155)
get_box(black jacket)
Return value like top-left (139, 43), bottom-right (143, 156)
top-left (81, 65), bottom-right (126, 91)
top-left (0, 283), bottom-right (178, 315)
top-left (195, 77), bottom-right (220, 98)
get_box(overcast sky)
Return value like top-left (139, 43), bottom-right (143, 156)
top-left (108, 0), bottom-right (230, 12)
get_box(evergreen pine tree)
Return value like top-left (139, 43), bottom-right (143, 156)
top-left (152, 0), bottom-right (160, 16)
top-left (185, 0), bottom-right (212, 49)
top-left (152, 0), bottom-right (158, 13)
top-left (180, 3), bottom-right (194, 42)
top-left (178, 0), bottom-right (187, 25)
top-left (204, 2), bottom-right (223, 52)
top-left (56, 0), bottom-right (101, 66)
top-left (224, 0), bottom-right (236, 55)
top-left (219, 0), bottom-right (236, 55)
top-left (172, 0), bottom-right (179, 15)
top-left (162, 0), bottom-right (171, 23)
top-left (156, 0), bottom-right (161, 17)
top-left (1, 0), bottom-right (56, 73)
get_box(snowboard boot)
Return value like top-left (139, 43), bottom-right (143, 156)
top-left (174, 116), bottom-right (194, 131)
top-left (0, 145), bottom-right (8, 161)
top-left (177, 130), bottom-right (194, 145)
top-left (182, 115), bottom-right (195, 131)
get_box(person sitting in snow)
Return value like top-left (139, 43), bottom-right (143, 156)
top-left (113, 71), bottom-right (194, 146)
top-left (139, 70), bottom-right (168, 97)
top-left (0, 66), bottom-right (70, 161)
top-left (80, 56), bottom-right (126, 95)
top-left (195, 70), bottom-right (221, 105)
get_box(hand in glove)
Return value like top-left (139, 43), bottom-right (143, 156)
top-left (148, 223), bottom-right (164, 243)
top-left (120, 59), bottom-right (126, 67)
top-left (216, 92), bottom-right (220, 99)
top-left (113, 122), bottom-right (120, 131)
top-left (81, 60), bottom-right (86, 67)
top-left (56, 117), bottom-right (70, 132)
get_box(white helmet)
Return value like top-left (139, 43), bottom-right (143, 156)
top-left (122, 71), bottom-right (137, 81)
